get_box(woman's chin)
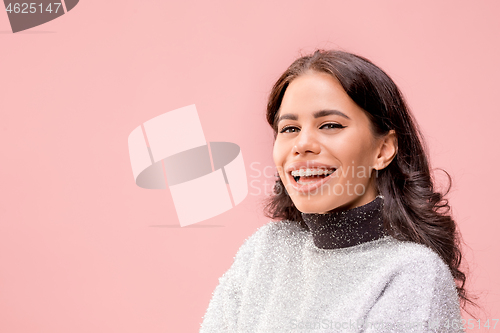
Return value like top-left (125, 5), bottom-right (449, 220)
top-left (293, 201), bottom-right (332, 214)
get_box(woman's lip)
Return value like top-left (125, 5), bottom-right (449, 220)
top-left (287, 170), bottom-right (336, 194)
top-left (285, 163), bottom-right (338, 173)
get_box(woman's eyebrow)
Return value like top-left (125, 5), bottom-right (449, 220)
top-left (277, 109), bottom-right (351, 124)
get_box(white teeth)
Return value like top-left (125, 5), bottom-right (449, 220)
top-left (297, 180), bottom-right (316, 185)
top-left (291, 168), bottom-right (335, 177)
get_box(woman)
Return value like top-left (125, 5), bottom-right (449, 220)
top-left (200, 49), bottom-right (473, 332)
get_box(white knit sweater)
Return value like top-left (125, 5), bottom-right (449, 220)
top-left (200, 219), bottom-right (464, 332)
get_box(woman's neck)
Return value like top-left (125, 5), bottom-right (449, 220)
top-left (300, 195), bottom-right (386, 249)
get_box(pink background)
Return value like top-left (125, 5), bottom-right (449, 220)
top-left (1, 1), bottom-right (499, 332)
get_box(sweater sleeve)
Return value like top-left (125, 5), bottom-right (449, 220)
top-left (363, 248), bottom-right (465, 333)
top-left (199, 225), bottom-right (264, 333)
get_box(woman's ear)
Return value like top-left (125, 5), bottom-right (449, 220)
top-left (373, 130), bottom-right (398, 171)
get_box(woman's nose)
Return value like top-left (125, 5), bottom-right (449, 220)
top-left (292, 129), bottom-right (320, 155)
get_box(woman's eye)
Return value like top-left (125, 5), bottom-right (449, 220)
top-left (280, 126), bottom-right (298, 133)
top-left (321, 123), bottom-right (345, 130)
top-left (279, 123), bottom-right (345, 133)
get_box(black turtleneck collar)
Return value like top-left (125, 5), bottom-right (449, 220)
top-left (300, 195), bottom-right (386, 250)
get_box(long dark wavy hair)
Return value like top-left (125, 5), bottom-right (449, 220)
top-left (262, 49), bottom-right (477, 315)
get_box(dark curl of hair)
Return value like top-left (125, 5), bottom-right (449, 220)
top-left (263, 49), bottom-right (477, 315)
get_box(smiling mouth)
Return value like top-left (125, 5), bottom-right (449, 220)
top-left (291, 168), bottom-right (336, 184)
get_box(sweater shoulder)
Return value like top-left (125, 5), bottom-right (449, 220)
top-left (381, 238), bottom-right (455, 281)
top-left (388, 240), bottom-right (448, 266)
top-left (234, 219), bottom-right (307, 256)
top-left (243, 219), bottom-right (306, 242)
top-left (252, 219), bottom-right (308, 246)
top-left (260, 219), bottom-right (307, 236)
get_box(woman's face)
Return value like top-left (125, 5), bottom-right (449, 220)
top-left (273, 70), bottom-right (392, 214)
